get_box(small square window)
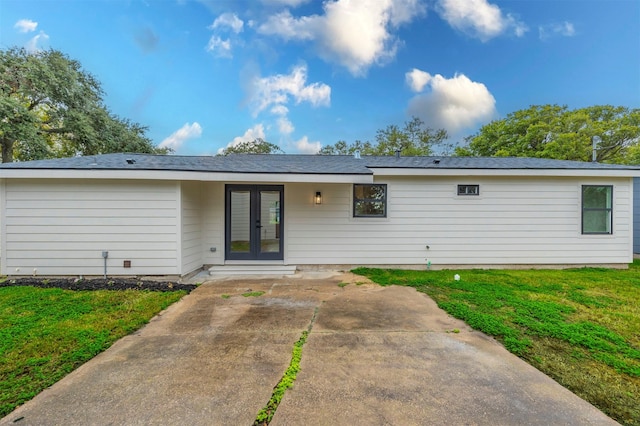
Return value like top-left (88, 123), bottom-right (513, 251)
top-left (354, 184), bottom-right (387, 217)
top-left (458, 184), bottom-right (479, 196)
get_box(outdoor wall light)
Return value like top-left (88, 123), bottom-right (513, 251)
top-left (315, 191), bottom-right (322, 205)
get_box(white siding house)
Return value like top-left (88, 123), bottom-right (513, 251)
top-left (0, 153), bottom-right (637, 276)
top-left (1, 179), bottom-right (180, 276)
top-left (634, 177), bottom-right (640, 254)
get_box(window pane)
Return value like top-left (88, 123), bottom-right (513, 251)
top-left (583, 186), bottom-right (611, 208)
top-left (260, 191), bottom-right (280, 253)
top-left (355, 184), bottom-right (385, 200)
top-left (458, 185), bottom-right (479, 195)
top-left (355, 201), bottom-right (385, 216)
top-left (354, 184), bottom-right (387, 217)
top-left (582, 185), bottom-right (612, 234)
top-left (230, 191), bottom-right (250, 253)
top-left (583, 210), bottom-right (612, 234)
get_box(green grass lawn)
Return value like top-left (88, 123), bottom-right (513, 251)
top-left (0, 287), bottom-right (186, 418)
top-left (354, 262), bottom-right (640, 426)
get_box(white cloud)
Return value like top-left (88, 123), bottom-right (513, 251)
top-left (242, 65), bottom-right (329, 141)
top-left (277, 116), bottom-right (295, 135)
top-left (258, 0), bottom-right (426, 76)
top-left (539, 21), bottom-right (576, 40)
top-left (25, 31), bottom-right (50, 53)
top-left (436, 0), bottom-right (527, 41)
top-left (14, 19), bottom-right (38, 33)
top-left (258, 10), bottom-right (317, 40)
top-left (270, 105), bottom-right (294, 134)
top-left (206, 13), bottom-right (244, 57)
top-left (260, 0), bottom-right (310, 6)
top-left (210, 12), bottom-right (244, 34)
top-left (159, 122), bottom-right (203, 150)
top-left (206, 36), bottom-right (232, 57)
top-left (405, 68), bottom-right (431, 92)
top-left (249, 64), bottom-right (330, 116)
top-left (270, 105), bottom-right (289, 116)
top-left (407, 71), bottom-right (496, 135)
top-left (295, 136), bottom-right (321, 154)
top-left (218, 124), bottom-right (267, 154)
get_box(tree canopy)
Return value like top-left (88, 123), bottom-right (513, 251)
top-left (217, 138), bottom-right (284, 156)
top-left (319, 117), bottom-right (449, 156)
top-left (0, 47), bottom-right (166, 163)
top-left (455, 105), bottom-right (640, 164)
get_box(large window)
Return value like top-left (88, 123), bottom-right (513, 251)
top-left (582, 185), bottom-right (612, 234)
top-left (354, 184), bottom-right (387, 217)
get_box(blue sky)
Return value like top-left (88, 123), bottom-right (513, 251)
top-left (2, 0), bottom-right (639, 155)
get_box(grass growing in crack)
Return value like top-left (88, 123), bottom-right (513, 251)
top-left (0, 287), bottom-right (185, 417)
top-left (254, 307), bottom-right (317, 425)
top-left (221, 294), bottom-right (231, 299)
top-left (337, 282), bottom-right (349, 288)
top-left (254, 331), bottom-right (308, 425)
top-left (242, 291), bottom-right (265, 298)
top-left (354, 262), bottom-right (640, 426)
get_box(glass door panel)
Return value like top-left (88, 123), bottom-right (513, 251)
top-left (229, 191), bottom-right (251, 254)
top-left (259, 191), bottom-right (281, 254)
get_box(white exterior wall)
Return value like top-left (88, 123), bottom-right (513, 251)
top-left (1, 179), bottom-right (180, 276)
top-left (1, 175), bottom-right (632, 276)
top-left (180, 181), bottom-right (203, 275)
top-left (285, 176), bottom-right (633, 266)
top-left (201, 182), bottom-right (225, 265)
top-left (633, 177), bottom-right (640, 254)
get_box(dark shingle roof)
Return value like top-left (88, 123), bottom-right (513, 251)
top-left (0, 153), bottom-right (372, 174)
top-left (0, 153), bottom-right (638, 173)
top-left (363, 156), bottom-right (640, 170)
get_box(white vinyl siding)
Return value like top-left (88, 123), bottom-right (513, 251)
top-left (0, 174), bottom-right (633, 276)
top-left (180, 181), bottom-right (203, 275)
top-left (1, 179), bottom-right (180, 276)
top-left (633, 177), bottom-right (640, 253)
top-left (201, 182), bottom-right (225, 265)
top-left (285, 177), bottom-right (632, 266)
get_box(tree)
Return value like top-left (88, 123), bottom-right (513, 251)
top-left (456, 105), bottom-right (640, 163)
top-left (217, 138), bottom-right (284, 156)
top-left (0, 47), bottom-right (165, 163)
top-left (319, 117), bottom-right (448, 156)
top-left (318, 139), bottom-right (373, 155)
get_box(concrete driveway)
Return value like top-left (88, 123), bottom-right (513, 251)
top-left (1, 272), bottom-right (616, 426)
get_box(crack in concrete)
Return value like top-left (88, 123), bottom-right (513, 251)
top-left (253, 307), bottom-right (319, 426)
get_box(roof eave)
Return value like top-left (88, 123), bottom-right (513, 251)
top-left (0, 168), bottom-right (374, 183)
top-left (369, 167), bottom-right (640, 178)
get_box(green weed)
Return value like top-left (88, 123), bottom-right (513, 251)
top-left (254, 330), bottom-right (309, 425)
top-left (242, 291), bottom-right (265, 298)
top-left (254, 308), bottom-right (317, 425)
top-left (354, 262), bottom-right (640, 425)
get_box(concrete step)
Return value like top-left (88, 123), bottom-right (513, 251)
top-left (209, 264), bottom-right (297, 277)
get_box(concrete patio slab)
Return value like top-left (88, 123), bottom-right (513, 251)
top-left (1, 274), bottom-right (617, 426)
top-left (272, 284), bottom-right (615, 425)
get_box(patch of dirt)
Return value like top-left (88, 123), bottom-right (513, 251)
top-left (0, 277), bottom-right (197, 292)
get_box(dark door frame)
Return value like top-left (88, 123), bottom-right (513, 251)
top-left (225, 184), bottom-right (284, 261)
